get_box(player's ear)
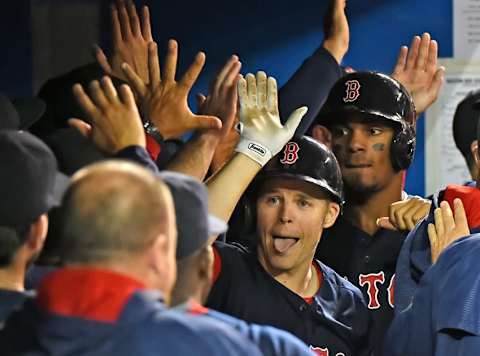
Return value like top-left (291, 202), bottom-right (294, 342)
top-left (311, 124), bottom-right (332, 150)
top-left (471, 140), bottom-right (479, 170)
top-left (322, 201), bottom-right (340, 229)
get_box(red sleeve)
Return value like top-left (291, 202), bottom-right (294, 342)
top-left (212, 245), bottom-right (222, 284)
top-left (145, 134), bottom-right (161, 161)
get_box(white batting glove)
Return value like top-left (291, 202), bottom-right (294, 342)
top-left (235, 71), bottom-right (308, 166)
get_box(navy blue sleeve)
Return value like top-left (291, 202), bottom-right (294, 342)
top-left (384, 234), bottom-right (480, 356)
top-left (278, 46), bottom-right (342, 137)
top-left (205, 309), bottom-right (313, 356)
top-left (115, 145), bottom-right (159, 174)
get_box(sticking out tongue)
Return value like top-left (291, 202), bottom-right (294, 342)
top-left (273, 237), bottom-right (298, 254)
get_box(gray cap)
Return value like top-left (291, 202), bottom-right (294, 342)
top-left (159, 171), bottom-right (227, 259)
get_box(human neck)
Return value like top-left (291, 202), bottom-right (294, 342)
top-left (344, 173), bottom-right (404, 235)
top-left (0, 263), bottom-right (26, 292)
top-left (258, 254), bottom-right (318, 298)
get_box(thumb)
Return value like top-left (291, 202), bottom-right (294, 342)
top-left (192, 115), bottom-right (223, 131)
top-left (284, 106), bottom-right (308, 134)
top-left (196, 93), bottom-right (207, 113)
top-left (68, 118), bottom-right (92, 138)
top-left (92, 44), bottom-right (112, 75)
top-left (376, 217), bottom-right (398, 231)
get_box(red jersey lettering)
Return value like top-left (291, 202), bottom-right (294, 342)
top-left (359, 272), bottom-right (385, 310)
top-left (387, 274), bottom-right (395, 308)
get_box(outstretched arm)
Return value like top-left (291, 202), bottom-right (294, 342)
top-left (207, 71), bottom-right (307, 232)
top-left (94, 0), bottom-right (152, 83)
top-left (391, 33), bottom-right (445, 114)
top-left (278, 0), bottom-right (347, 136)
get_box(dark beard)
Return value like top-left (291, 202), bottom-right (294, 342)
top-left (343, 177), bottom-right (381, 206)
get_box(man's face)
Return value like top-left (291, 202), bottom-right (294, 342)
top-left (329, 113), bottom-right (398, 201)
top-left (255, 178), bottom-right (339, 274)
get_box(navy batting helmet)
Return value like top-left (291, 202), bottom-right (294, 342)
top-left (315, 71), bottom-right (416, 171)
top-left (255, 136), bottom-right (344, 205)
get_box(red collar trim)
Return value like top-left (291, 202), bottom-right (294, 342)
top-left (185, 300), bottom-right (209, 315)
top-left (37, 267), bottom-right (145, 322)
top-left (444, 185), bottom-right (480, 229)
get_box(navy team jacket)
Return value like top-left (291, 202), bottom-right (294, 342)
top-left (395, 185), bottom-right (480, 313)
top-left (383, 233), bottom-right (480, 356)
top-left (0, 267), bottom-right (262, 356)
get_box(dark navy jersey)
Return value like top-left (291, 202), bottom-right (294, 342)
top-left (395, 185), bottom-right (480, 313)
top-left (0, 289), bottom-right (33, 327)
top-left (0, 268), bottom-right (262, 356)
top-left (315, 215), bottom-right (406, 353)
top-left (206, 242), bottom-right (372, 356)
top-left (176, 301), bottom-right (315, 356)
top-left (383, 233), bottom-right (480, 356)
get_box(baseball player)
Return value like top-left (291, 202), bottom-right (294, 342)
top-left (205, 72), bottom-right (372, 356)
top-left (383, 198), bottom-right (478, 356)
top-left (309, 71), bottom-right (417, 352)
top-left (394, 105), bottom-right (480, 313)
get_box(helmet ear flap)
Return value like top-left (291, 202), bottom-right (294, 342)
top-left (226, 191), bottom-right (257, 243)
top-left (390, 124), bottom-right (416, 171)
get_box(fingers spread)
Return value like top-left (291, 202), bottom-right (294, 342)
top-left (246, 73), bottom-right (257, 107)
top-left (163, 39), bottom-right (178, 83)
top-left (257, 71), bottom-right (267, 109)
top-left (93, 44), bottom-right (113, 75)
top-left (101, 76), bottom-right (118, 102)
top-left (148, 41), bottom-right (161, 87)
top-left (73, 83), bottom-right (97, 118)
top-left (267, 76), bottom-right (278, 115)
top-left (126, 0), bottom-right (141, 37)
top-left (121, 62), bottom-right (147, 98)
top-left (180, 52), bottom-right (206, 90)
top-left (141, 6), bottom-right (153, 41)
top-left (416, 32), bottom-right (431, 70)
top-left (405, 36), bottom-right (420, 70)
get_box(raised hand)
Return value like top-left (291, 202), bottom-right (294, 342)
top-left (428, 199), bottom-right (470, 263)
top-left (93, 0), bottom-right (152, 83)
top-left (377, 196), bottom-right (431, 231)
top-left (122, 39), bottom-right (222, 140)
top-left (69, 77), bottom-right (145, 154)
top-left (391, 33), bottom-right (445, 114)
top-left (322, 0), bottom-right (349, 64)
top-left (235, 71), bottom-right (308, 166)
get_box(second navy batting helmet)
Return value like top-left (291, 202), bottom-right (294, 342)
top-left (315, 71), bottom-right (416, 171)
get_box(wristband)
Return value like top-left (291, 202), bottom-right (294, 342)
top-left (235, 139), bottom-right (272, 167)
top-left (143, 120), bottom-right (164, 144)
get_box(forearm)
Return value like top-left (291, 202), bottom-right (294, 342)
top-left (166, 133), bottom-right (220, 181)
top-left (278, 46), bottom-right (342, 136)
top-left (206, 152), bottom-right (261, 225)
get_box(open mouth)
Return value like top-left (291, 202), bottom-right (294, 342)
top-left (272, 235), bottom-right (300, 254)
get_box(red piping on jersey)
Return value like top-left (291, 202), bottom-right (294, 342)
top-left (212, 246), bottom-right (222, 283)
top-left (443, 185), bottom-right (480, 229)
top-left (145, 133), bottom-right (161, 161)
top-left (186, 300), bottom-right (209, 315)
top-left (37, 267), bottom-right (145, 323)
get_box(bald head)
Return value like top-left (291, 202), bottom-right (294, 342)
top-left (60, 161), bottom-right (175, 264)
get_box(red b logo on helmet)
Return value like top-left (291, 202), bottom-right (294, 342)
top-left (343, 80), bottom-right (361, 102)
top-left (280, 142), bottom-right (300, 165)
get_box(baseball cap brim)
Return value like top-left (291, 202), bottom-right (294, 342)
top-left (208, 214), bottom-right (228, 237)
top-left (47, 172), bottom-right (69, 208)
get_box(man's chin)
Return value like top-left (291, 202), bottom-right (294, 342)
top-left (344, 178), bottom-right (381, 205)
